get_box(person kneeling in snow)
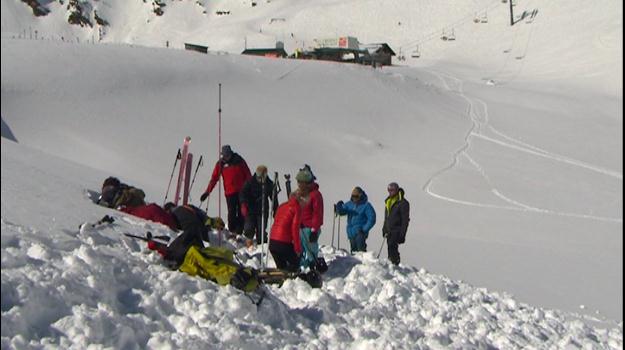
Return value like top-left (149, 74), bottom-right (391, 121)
top-left (146, 204), bottom-right (258, 292)
top-left (269, 193), bottom-right (303, 272)
top-left (151, 203), bottom-right (224, 265)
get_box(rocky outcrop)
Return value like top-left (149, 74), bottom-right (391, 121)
top-left (67, 0), bottom-right (93, 27)
top-left (20, 0), bottom-right (50, 17)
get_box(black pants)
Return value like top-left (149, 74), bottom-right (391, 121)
top-left (269, 240), bottom-right (300, 272)
top-left (226, 194), bottom-right (244, 234)
top-left (244, 212), bottom-right (269, 244)
top-left (387, 235), bottom-right (400, 265)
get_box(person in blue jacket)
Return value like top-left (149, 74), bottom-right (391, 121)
top-left (335, 186), bottom-right (376, 253)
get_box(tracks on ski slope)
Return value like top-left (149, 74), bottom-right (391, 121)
top-left (421, 70), bottom-right (622, 223)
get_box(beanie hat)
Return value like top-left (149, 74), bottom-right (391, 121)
top-left (255, 165), bottom-right (268, 179)
top-left (221, 145), bottom-right (233, 158)
top-left (296, 168), bottom-right (313, 183)
top-left (103, 176), bottom-right (120, 189)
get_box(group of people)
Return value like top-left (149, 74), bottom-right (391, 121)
top-left (98, 143), bottom-right (411, 272)
top-left (333, 182), bottom-right (410, 265)
top-left (197, 145), bottom-right (326, 271)
top-left (197, 144), bottom-right (411, 266)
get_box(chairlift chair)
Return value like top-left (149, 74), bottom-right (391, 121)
top-left (447, 29), bottom-right (456, 41)
top-left (411, 45), bottom-right (421, 58)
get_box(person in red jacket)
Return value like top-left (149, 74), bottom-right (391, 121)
top-left (200, 145), bottom-right (252, 235)
top-left (119, 203), bottom-right (177, 230)
top-left (295, 165), bottom-right (324, 269)
top-left (269, 193), bottom-right (302, 272)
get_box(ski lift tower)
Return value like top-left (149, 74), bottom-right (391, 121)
top-left (509, 0), bottom-right (515, 25)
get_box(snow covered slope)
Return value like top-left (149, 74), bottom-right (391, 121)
top-left (2, 138), bottom-right (622, 349)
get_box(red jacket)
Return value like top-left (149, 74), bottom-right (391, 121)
top-left (205, 153), bottom-right (252, 196)
top-left (300, 182), bottom-right (323, 232)
top-left (120, 203), bottom-right (177, 230)
top-left (270, 197), bottom-right (302, 254)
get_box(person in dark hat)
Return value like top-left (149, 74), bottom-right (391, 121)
top-left (200, 145), bottom-right (252, 234)
top-left (382, 182), bottom-right (410, 265)
top-left (335, 186), bottom-right (376, 253)
top-left (240, 165), bottom-right (274, 247)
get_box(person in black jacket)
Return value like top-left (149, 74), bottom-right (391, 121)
top-left (382, 182), bottom-right (410, 265)
top-left (239, 165), bottom-right (274, 247)
top-left (153, 203), bottom-right (224, 266)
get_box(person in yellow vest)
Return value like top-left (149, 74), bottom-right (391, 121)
top-left (382, 182), bottom-right (410, 265)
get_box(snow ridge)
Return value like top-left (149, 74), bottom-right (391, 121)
top-left (1, 216), bottom-right (622, 349)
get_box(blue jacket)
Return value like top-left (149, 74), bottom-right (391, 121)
top-left (336, 193), bottom-right (376, 239)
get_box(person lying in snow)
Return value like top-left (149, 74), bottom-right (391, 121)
top-left (97, 176), bottom-right (145, 209)
top-left (97, 176), bottom-right (176, 229)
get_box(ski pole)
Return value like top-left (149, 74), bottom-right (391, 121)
top-left (261, 175), bottom-right (266, 271)
top-left (123, 232), bottom-right (171, 242)
top-left (376, 238), bottom-right (386, 259)
top-left (188, 155), bottom-right (204, 200)
top-left (337, 215), bottom-right (341, 251)
top-left (331, 209), bottom-right (336, 249)
top-left (284, 174), bottom-right (291, 198)
top-left (163, 149), bottom-right (182, 206)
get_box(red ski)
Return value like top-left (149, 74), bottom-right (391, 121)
top-left (182, 153), bottom-right (193, 205)
top-left (174, 136), bottom-right (191, 205)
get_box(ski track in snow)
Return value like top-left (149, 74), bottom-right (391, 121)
top-left (421, 70), bottom-right (623, 223)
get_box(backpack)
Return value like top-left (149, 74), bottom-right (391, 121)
top-left (114, 187), bottom-right (146, 208)
top-left (179, 246), bottom-right (260, 292)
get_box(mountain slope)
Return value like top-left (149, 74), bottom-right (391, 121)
top-left (2, 139), bottom-right (622, 349)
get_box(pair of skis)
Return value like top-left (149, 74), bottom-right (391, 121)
top-left (164, 137), bottom-right (204, 206)
top-left (259, 171), bottom-right (285, 271)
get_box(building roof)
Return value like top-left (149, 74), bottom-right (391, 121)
top-left (360, 43), bottom-right (396, 56)
top-left (241, 48), bottom-right (288, 56)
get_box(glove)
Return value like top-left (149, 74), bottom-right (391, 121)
top-left (309, 229), bottom-right (319, 243)
top-left (200, 192), bottom-right (209, 202)
top-left (383, 231), bottom-right (388, 238)
top-left (334, 201), bottom-right (343, 213)
top-left (241, 203), bottom-right (249, 217)
top-left (147, 240), bottom-right (168, 258)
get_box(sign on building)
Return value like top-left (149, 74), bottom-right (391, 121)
top-left (315, 36), bottom-right (359, 50)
